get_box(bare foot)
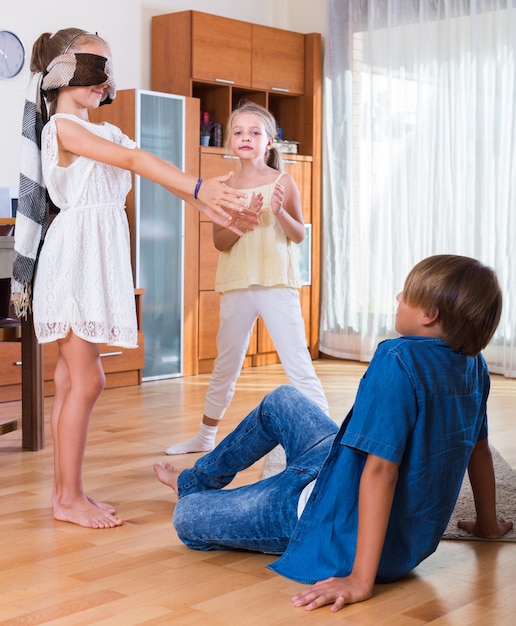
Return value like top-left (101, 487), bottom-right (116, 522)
top-left (88, 497), bottom-right (116, 515)
top-left (53, 492), bottom-right (116, 515)
top-left (154, 462), bottom-right (180, 493)
top-left (53, 497), bottom-right (123, 529)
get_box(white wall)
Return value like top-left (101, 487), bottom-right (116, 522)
top-left (0, 0), bottom-right (328, 188)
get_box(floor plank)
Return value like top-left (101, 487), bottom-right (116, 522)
top-left (0, 359), bottom-right (515, 625)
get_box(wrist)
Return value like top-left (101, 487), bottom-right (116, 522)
top-left (474, 518), bottom-right (502, 538)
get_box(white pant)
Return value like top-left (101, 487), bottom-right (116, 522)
top-left (204, 286), bottom-right (329, 420)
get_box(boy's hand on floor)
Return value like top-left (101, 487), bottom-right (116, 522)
top-left (291, 575), bottom-right (373, 612)
top-left (458, 517), bottom-right (513, 539)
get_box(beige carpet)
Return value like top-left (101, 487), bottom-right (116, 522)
top-left (262, 445), bottom-right (515, 542)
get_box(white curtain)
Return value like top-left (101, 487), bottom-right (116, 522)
top-left (320, 0), bottom-right (516, 376)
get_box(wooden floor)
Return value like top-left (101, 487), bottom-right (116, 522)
top-left (0, 359), bottom-right (515, 625)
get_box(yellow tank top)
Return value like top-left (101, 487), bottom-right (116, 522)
top-left (215, 172), bottom-right (302, 292)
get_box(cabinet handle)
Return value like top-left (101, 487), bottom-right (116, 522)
top-left (222, 155), bottom-right (240, 160)
top-left (271, 87), bottom-right (290, 93)
top-left (215, 78), bottom-right (235, 85)
top-left (14, 361), bottom-right (22, 366)
top-left (283, 159), bottom-right (298, 164)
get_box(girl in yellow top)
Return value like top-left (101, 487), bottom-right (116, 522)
top-left (166, 102), bottom-right (329, 455)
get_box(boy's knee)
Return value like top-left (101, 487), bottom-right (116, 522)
top-left (173, 495), bottom-right (203, 537)
top-left (265, 385), bottom-right (305, 408)
top-left (173, 497), bottom-right (211, 550)
top-left (267, 384), bottom-right (301, 400)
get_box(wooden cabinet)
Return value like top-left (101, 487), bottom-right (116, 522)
top-left (152, 11), bottom-right (313, 150)
top-left (192, 13), bottom-right (252, 85)
top-left (152, 12), bottom-right (252, 93)
top-left (152, 11), bottom-right (304, 95)
top-left (0, 290), bottom-right (145, 403)
top-left (0, 338), bottom-right (22, 402)
top-left (251, 25), bottom-right (305, 94)
top-left (151, 10), bottom-right (322, 375)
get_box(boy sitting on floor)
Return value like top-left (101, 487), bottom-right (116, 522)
top-left (155, 254), bottom-right (512, 614)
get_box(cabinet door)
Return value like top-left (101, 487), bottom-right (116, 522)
top-left (136, 91), bottom-right (184, 381)
top-left (282, 158), bottom-right (312, 223)
top-left (252, 26), bottom-right (305, 94)
top-left (199, 221), bottom-right (218, 291)
top-left (192, 13), bottom-right (252, 86)
top-left (199, 150), bottom-right (241, 221)
top-left (198, 291), bottom-right (222, 361)
top-left (0, 341), bottom-right (21, 386)
top-left (200, 150), bottom-right (240, 177)
top-left (256, 285), bottom-right (311, 357)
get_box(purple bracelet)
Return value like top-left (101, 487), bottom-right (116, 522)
top-left (194, 178), bottom-right (203, 199)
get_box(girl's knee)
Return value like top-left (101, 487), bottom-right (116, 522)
top-left (92, 368), bottom-right (106, 397)
top-left (78, 366), bottom-right (105, 401)
top-left (53, 358), bottom-right (71, 395)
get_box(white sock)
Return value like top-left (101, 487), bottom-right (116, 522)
top-left (165, 422), bottom-right (218, 455)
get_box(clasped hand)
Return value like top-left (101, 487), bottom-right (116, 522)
top-left (229, 191), bottom-right (262, 234)
top-left (197, 173), bottom-right (260, 236)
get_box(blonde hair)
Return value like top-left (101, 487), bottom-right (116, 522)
top-left (403, 254), bottom-right (502, 356)
top-left (224, 100), bottom-right (282, 170)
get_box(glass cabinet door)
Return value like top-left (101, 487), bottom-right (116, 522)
top-left (136, 91), bottom-right (184, 380)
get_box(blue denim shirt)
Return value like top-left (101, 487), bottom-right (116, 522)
top-left (269, 336), bottom-right (490, 584)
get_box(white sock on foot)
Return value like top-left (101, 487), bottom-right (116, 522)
top-left (165, 422), bottom-right (218, 455)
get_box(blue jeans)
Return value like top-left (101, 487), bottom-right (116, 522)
top-left (173, 385), bottom-right (338, 554)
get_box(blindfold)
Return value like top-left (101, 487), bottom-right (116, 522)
top-left (42, 52), bottom-right (116, 105)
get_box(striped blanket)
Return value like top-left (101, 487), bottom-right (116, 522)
top-left (11, 72), bottom-right (48, 317)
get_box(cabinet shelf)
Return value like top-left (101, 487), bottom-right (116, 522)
top-left (191, 83), bottom-right (302, 150)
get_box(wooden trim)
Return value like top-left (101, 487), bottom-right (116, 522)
top-left (305, 33), bottom-right (322, 359)
top-left (21, 315), bottom-right (44, 451)
top-left (183, 98), bottom-right (201, 376)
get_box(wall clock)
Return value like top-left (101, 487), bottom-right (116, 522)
top-left (0, 30), bottom-right (25, 79)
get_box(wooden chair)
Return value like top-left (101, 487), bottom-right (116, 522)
top-left (0, 218), bottom-right (44, 450)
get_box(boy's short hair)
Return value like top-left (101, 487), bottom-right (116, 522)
top-left (403, 254), bottom-right (502, 356)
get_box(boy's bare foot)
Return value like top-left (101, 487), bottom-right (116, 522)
top-left (154, 462), bottom-right (180, 493)
top-left (53, 497), bottom-right (123, 529)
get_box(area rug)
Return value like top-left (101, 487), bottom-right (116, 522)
top-left (262, 445), bottom-right (515, 542)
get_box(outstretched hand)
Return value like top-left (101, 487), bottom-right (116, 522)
top-left (457, 517), bottom-right (513, 539)
top-left (198, 171), bottom-right (247, 211)
top-left (196, 171), bottom-right (254, 236)
top-left (291, 575), bottom-right (373, 613)
top-left (197, 205), bottom-right (243, 236)
top-left (271, 182), bottom-right (285, 216)
top-left (229, 191), bottom-right (262, 234)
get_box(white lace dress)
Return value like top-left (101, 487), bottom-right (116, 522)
top-left (33, 113), bottom-right (138, 348)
